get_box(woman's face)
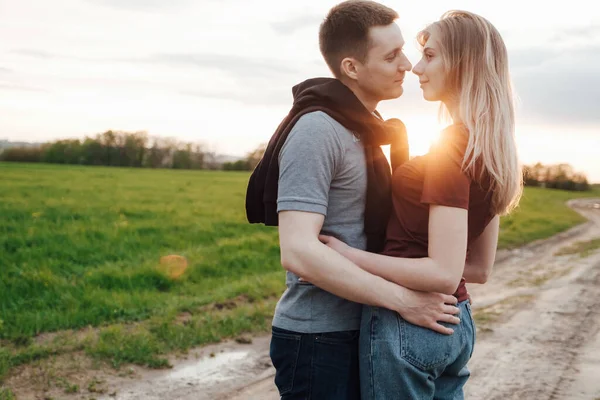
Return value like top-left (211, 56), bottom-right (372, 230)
top-left (412, 29), bottom-right (448, 102)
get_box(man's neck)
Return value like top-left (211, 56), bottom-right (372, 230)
top-left (339, 78), bottom-right (379, 113)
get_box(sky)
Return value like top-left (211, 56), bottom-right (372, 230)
top-left (0, 0), bottom-right (599, 181)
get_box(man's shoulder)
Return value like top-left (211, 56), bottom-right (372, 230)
top-left (294, 111), bottom-right (348, 134)
top-left (279, 111), bottom-right (348, 162)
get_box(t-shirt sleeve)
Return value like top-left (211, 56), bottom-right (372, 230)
top-left (277, 112), bottom-right (344, 216)
top-left (421, 140), bottom-right (470, 209)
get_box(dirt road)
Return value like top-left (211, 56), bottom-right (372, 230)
top-left (464, 198), bottom-right (600, 400)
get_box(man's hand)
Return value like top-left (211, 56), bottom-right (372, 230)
top-left (393, 288), bottom-right (460, 335)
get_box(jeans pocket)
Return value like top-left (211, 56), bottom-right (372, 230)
top-left (270, 328), bottom-right (302, 396)
top-left (398, 317), bottom-right (453, 371)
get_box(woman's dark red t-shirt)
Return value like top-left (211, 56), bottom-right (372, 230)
top-left (382, 124), bottom-right (495, 301)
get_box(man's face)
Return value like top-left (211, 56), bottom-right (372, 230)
top-left (355, 23), bottom-right (412, 101)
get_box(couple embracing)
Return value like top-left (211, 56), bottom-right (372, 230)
top-left (246, 1), bottom-right (521, 399)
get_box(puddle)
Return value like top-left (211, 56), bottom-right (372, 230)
top-left (96, 337), bottom-right (273, 400)
top-left (168, 351), bottom-right (249, 383)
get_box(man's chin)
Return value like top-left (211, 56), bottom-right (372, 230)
top-left (382, 87), bottom-right (404, 100)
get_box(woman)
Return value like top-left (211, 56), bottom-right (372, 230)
top-left (320, 10), bottom-right (522, 399)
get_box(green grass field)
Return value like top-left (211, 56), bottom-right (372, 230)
top-left (0, 162), bottom-right (598, 383)
top-left (499, 186), bottom-right (599, 248)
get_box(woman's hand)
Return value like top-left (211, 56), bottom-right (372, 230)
top-left (319, 234), bottom-right (351, 257)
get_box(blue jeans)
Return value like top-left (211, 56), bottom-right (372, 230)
top-left (269, 326), bottom-right (361, 399)
top-left (360, 300), bottom-right (476, 400)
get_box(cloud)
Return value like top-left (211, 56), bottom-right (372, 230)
top-left (179, 72), bottom-right (292, 106)
top-left (9, 49), bottom-right (57, 59)
top-left (10, 49), bottom-right (302, 81)
top-left (181, 86), bottom-right (291, 106)
top-left (508, 23), bottom-right (600, 70)
top-left (141, 53), bottom-right (299, 79)
top-left (9, 49), bottom-right (97, 63)
top-left (165, 52), bottom-right (327, 106)
top-left (552, 23), bottom-right (600, 42)
top-left (86, 0), bottom-right (192, 12)
top-left (505, 23), bottom-right (600, 125)
top-left (508, 48), bottom-right (558, 69)
top-left (512, 46), bottom-right (600, 124)
top-left (270, 14), bottom-right (323, 35)
top-left (0, 83), bottom-right (49, 93)
top-left (6, 49), bottom-right (308, 105)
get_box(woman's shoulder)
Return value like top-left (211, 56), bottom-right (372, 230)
top-left (428, 124), bottom-right (468, 160)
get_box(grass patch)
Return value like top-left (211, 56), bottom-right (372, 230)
top-left (473, 295), bottom-right (535, 332)
top-left (0, 162), bottom-right (598, 381)
top-left (498, 187), bottom-right (600, 249)
top-left (0, 163), bottom-right (281, 342)
top-left (0, 295), bottom-right (278, 385)
top-left (0, 388), bottom-right (16, 400)
top-left (87, 296), bottom-right (276, 368)
top-left (87, 378), bottom-right (107, 394)
top-left (554, 238), bottom-right (600, 258)
top-left (507, 263), bottom-right (574, 288)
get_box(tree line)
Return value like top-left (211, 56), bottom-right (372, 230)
top-left (523, 162), bottom-right (590, 191)
top-left (0, 132), bottom-right (591, 191)
top-left (0, 131), bottom-right (267, 171)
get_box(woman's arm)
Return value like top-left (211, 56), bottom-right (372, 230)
top-left (463, 215), bottom-right (499, 284)
top-left (323, 205), bottom-right (468, 295)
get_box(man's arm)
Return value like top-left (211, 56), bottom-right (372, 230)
top-left (322, 205), bottom-right (468, 294)
top-left (279, 210), bottom-right (460, 334)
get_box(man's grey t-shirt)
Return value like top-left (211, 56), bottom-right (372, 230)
top-left (273, 111), bottom-right (368, 333)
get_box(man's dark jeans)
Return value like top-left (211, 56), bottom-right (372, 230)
top-left (269, 326), bottom-right (360, 399)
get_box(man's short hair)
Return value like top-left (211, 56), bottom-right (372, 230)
top-left (319, 0), bottom-right (399, 78)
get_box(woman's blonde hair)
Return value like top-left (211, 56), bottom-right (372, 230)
top-left (418, 10), bottom-right (522, 215)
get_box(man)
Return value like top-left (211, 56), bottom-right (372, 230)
top-left (246, 1), bottom-right (460, 398)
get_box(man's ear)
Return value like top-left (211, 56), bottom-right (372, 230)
top-left (340, 57), bottom-right (360, 81)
